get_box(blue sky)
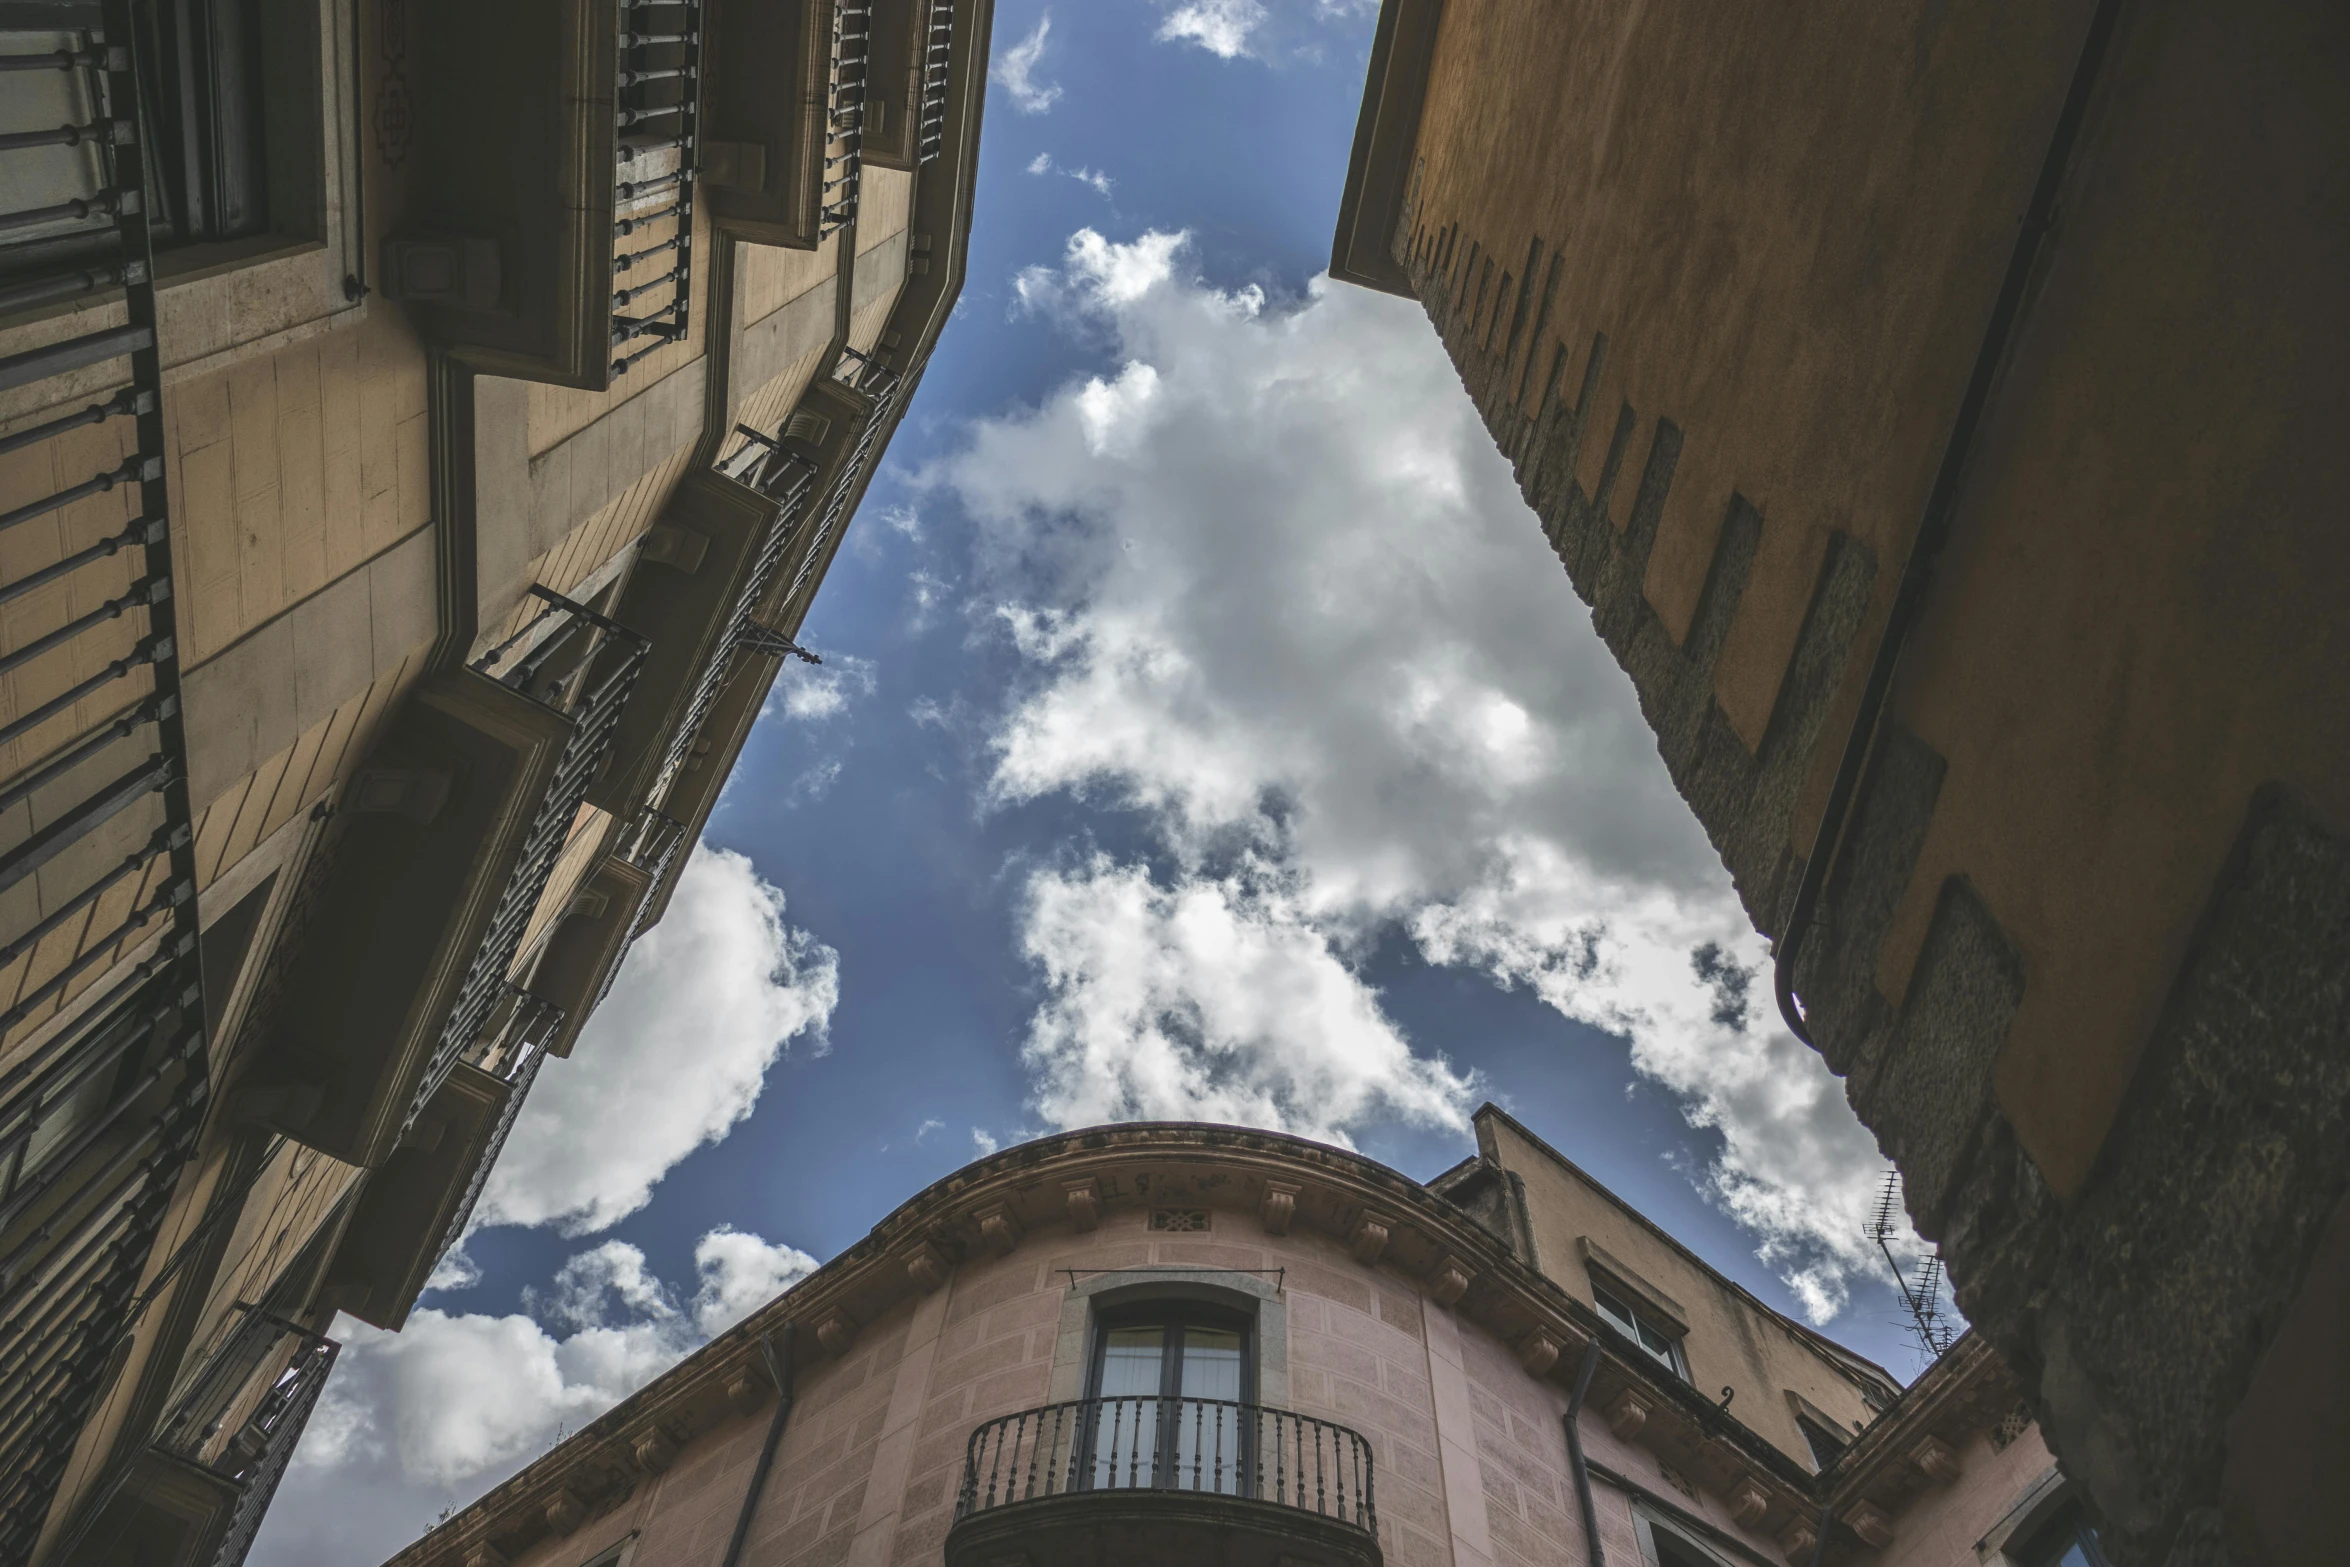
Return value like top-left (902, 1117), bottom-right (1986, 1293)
top-left (258, 5), bottom-right (1931, 1558)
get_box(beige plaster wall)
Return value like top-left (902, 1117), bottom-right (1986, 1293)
top-left (1481, 1113), bottom-right (1886, 1469)
top-left (494, 1198), bottom-right (1805, 1567)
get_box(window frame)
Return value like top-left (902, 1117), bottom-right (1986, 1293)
top-left (1631, 1505), bottom-right (1735, 1567)
top-left (1081, 1298), bottom-right (1258, 1492)
top-left (1593, 1281), bottom-right (1690, 1380)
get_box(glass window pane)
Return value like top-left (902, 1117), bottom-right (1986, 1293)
top-left (1176, 1327), bottom-right (1246, 1494)
top-left (1093, 1328), bottom-right (1163, 1487)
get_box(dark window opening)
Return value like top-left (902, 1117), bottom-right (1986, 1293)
top-left (1796, 1413), bottom-right (1848, 1471)
top-left (1649, 1521), bottom-right (1717, 1567)
top-left (2017, 1502), bottom-right (2114, 1567)
top-left (200, 871), bottom-right (277, 1038)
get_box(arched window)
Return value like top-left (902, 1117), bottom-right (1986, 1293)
top-left (1084, 1301), bottom-right (1253, 1494)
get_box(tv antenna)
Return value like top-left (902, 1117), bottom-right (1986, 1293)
top-left (1869, 1171), bottom-right (1957, 1359)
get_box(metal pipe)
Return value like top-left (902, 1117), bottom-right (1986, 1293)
top-left (1562, 1340), bottom-right (1605, 1567)
top-left (720, 1324), bottom-right (797, 1567)
top-left (1773, 0), bottom-right (2127, 1045)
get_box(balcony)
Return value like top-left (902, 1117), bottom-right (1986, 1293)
top-left (317, 985), bottom-right (561, 1330)
top-left (382, 0), bottom-right (708, 387)
top-left (0, 13), bottom-right (214, 1558)
top-left (232, 590), bottom-right (644, 1170)
top-left (58, 1308), bottom-right (340, 1567)
top-left (949, 1397), bottom-right (1381, 1567)
top-left (701, 0), bottom-right (863, 246)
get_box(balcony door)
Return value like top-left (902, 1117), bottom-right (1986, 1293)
top-left (1085, 1304), bottom-right (1251, 1495)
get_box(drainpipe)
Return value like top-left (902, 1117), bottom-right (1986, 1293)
top-left (719, 1323), bottom-right (797, 1567)
top-left (1562, 1340), bottom-right (1606, 1567)
top-left (1771, 0), bottom-right (2128, 1045)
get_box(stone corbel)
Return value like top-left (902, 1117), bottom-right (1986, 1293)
top-left (1517, 1328), bottom-right (1560, 1377)
top-left (1779, 1521), bottom-right (1817, 1563)
top-left (1428, 1256), bottom-right (1472, 1307)
top-left (1350, 1214), bottom-right (1391, 1266)
top-left (1606, 1387), bottom-right (1649, 1441)
top-left (1911, 1434), bottom-right (1962, 1483)
top-left (462, 1542), bottom-right (509, 1567)
top-left (818, 1312), bottom-right (859, 1356)
top-left (975, 1202), bottom-right (1023, 1257)
top-left (1847, 1502), bottom-right (1895, 1549)
top-left (632, 1427), bottom-right (678, 1473)
top-left (1259, 1180), bottom-right (1299, 1236)
top-left (1064, 1179), bottom-right (1101, 1232)
top-left (907, 1238), bottom-right (951, 1293)
top-left (726, 1363), bottom-right (769, 1416)
top-left (1729, 1478), bottom-right (1769, 1528)
top-left (544, 1486), bottom-right (588, 1535)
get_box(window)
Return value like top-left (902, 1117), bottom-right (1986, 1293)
top-left (2015, 1503), bottom-right (2113, 1567)
top-left (1796, 1413), bottom-right (1848, 1471)
top-left (1634, 1511), bottom-right (1729, 1567)
top-left (1086, 1302), bottom-right (1252, 1493)
top-left (1593, 1283), bottom-right (1687, 1378)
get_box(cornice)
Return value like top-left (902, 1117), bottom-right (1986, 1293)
top-left (391, 1124), bottom-right (1850, 1567)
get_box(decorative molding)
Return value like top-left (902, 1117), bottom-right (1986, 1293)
top-left (1779, 1521), bottom-right (1817, 1563)
top-left (725, 1367), bottom-right (766, 1416)
top-left (1518, 1327), bottom-right (1560, 1377)
top-left (463, 1543), bottom-right (508, 1567)
top-left (974, 1202), bottom-right (1022, 1257)
top-left (906, 1239), bottom-right (950, 1293)
top-left (631, 1428), bottom-right (677, 1473)
top-left (1350, 1214), bottom-right (1391, 1266)
top-left (1260, 1180), bottom-right (1299, 1236)
top-left (1429, 1256), bottom-right (1471, 1307)
top-left (1847, 1501), bottom-right (1895, 1548)
top-left (1063, 1179), bottom-right (1100, 1231)
top-left (1607, 1388), bottom-right (1650, 1441)
top-left (1729, 1478), bottom-right (1769, 1527)
top-left (544, 1487), bottom-right (587, 1535)
top-left (817, 1312), bottom-right (858, 1356)
top-left (1911, 1434), bottom-right (1962, 1483)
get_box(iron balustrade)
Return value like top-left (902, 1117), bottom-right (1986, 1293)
top-left (641, 452), bottom-right (822, 810)
top-left (956, 1396), bottom-right (1377, 1536)
top-left (612, 0), bottom-right (706, 376)
top-left (0, 4), bottom-right (213, 1556)
top-left (400, 590), bottom-right (647, 1135)
top-left (429, 986), bottom-right (562, 1272)
top-left (613, 804), bottom-right (685, 939)
top-left (821, 0), bottom-right (870, 234)
top-left (765, 354), bottom-right (907, 619)
top-left (152, 1308), bottom-right (339, 1567)
top-left (917, 0), bottom-right (954, 163)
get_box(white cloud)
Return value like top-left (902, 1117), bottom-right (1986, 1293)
top-left (1024, 153), bottom-right (1115, 197)
top-left (479, 846), bottom-right (839, 1235)
top-left (971, 1127), bottom-right (1000, 1155)
top-left (992, 12), bottom-right (1062, 114)
top-left (770, 651), bottom-right (875, 721)
top-left (1020, 856), bottom-right (1473, 1144)
top-left (258, 1230), bottom-right (811, 1566)
top-left (1026, 151), bottom-right (1052, 175)
top-left (932, 228), bottom-right (1903, 1317)
top-left (692, 1226), bottom-right (818, 1336)
top-left (1157, 0), bottom-right (1269, 57)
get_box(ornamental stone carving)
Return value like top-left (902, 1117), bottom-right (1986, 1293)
top-left (1350, 1214), bottom-right (1390, 1265)
top-left (907, 1239), bottom-right (951, 1293)
top-left (544, 1487), bottom-right (587, 1536)
top-left (1730, 1478), bottom-right (1769, 1527)
top-left (1780, 1521), bottom-right (1817, 1563)
top-left (1606, 1387), bottom-right (1649, 1440)
top-left (1848, 1502), bottom-right (1895, 1548)
top-left (1429, 1256), bottom-right (1471, 1307)
top-left (1064, 1179), bottom-right (1100, 1231)
top-left (975, 1202), bottom-right (1023, 1256)
top-left (632, 1428), bottom-right (677, 1473)
top-left (1517, 1328), bottom-right (1560, 1377)
top-left (1259, 1180), bottom-right (1299, 1235)
top-left (1911, 1433), bottom-right (1962, 1483)
top-left (818, 1313), bottom-right (858, 1356)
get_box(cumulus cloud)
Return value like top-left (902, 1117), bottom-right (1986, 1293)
top-left (770, 651), bottom-right (875, 721)
top-left (992, 12), bottom-right (1062, 114)
top-left (1025, 152), bottom-right (1114, 197)
top-left (259, 1230), bottom-right (811, 1565)
top-left (932, 228), bottom-right (1899, 1316)
top-left (1157, 0), bottom-right (1269, 57)
top-left (970, 1127), bottom-right (1000, 1156)
top-left (480, 845), bottom-right (839, 1235)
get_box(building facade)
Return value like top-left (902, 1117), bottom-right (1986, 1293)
top-left (1331, 4), bottom-right (2348, 1565)
top-left (0, 1), bottom-right (992, 1561)
top-left (382, 1114), bottom-right (2106, 1567)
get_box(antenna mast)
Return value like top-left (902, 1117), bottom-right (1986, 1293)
top-left (1868, 1171), bottom-right (1957, 1359)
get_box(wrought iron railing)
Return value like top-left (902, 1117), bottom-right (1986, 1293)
top-left (820, 0), bottom-right (870, 234)
top-left (611, 0), bottom-right (705, 376)
top-left (957, 1397), bottom-right (1376, 1536)
top-left (917, 0), bottom-right (954, 163)
top-left (399, 590), bottom-right (646, 1133)
top-left (614, 805), bottom-right (686, 938)
top-left (766, 354), bottom-right (905, 617)
top-left (0, 5), bottom-right (213, 1556)
top-left (428, 986), bottom-right (560, 1271)
top-left (152, 1308), bottom-right (338, 1567)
